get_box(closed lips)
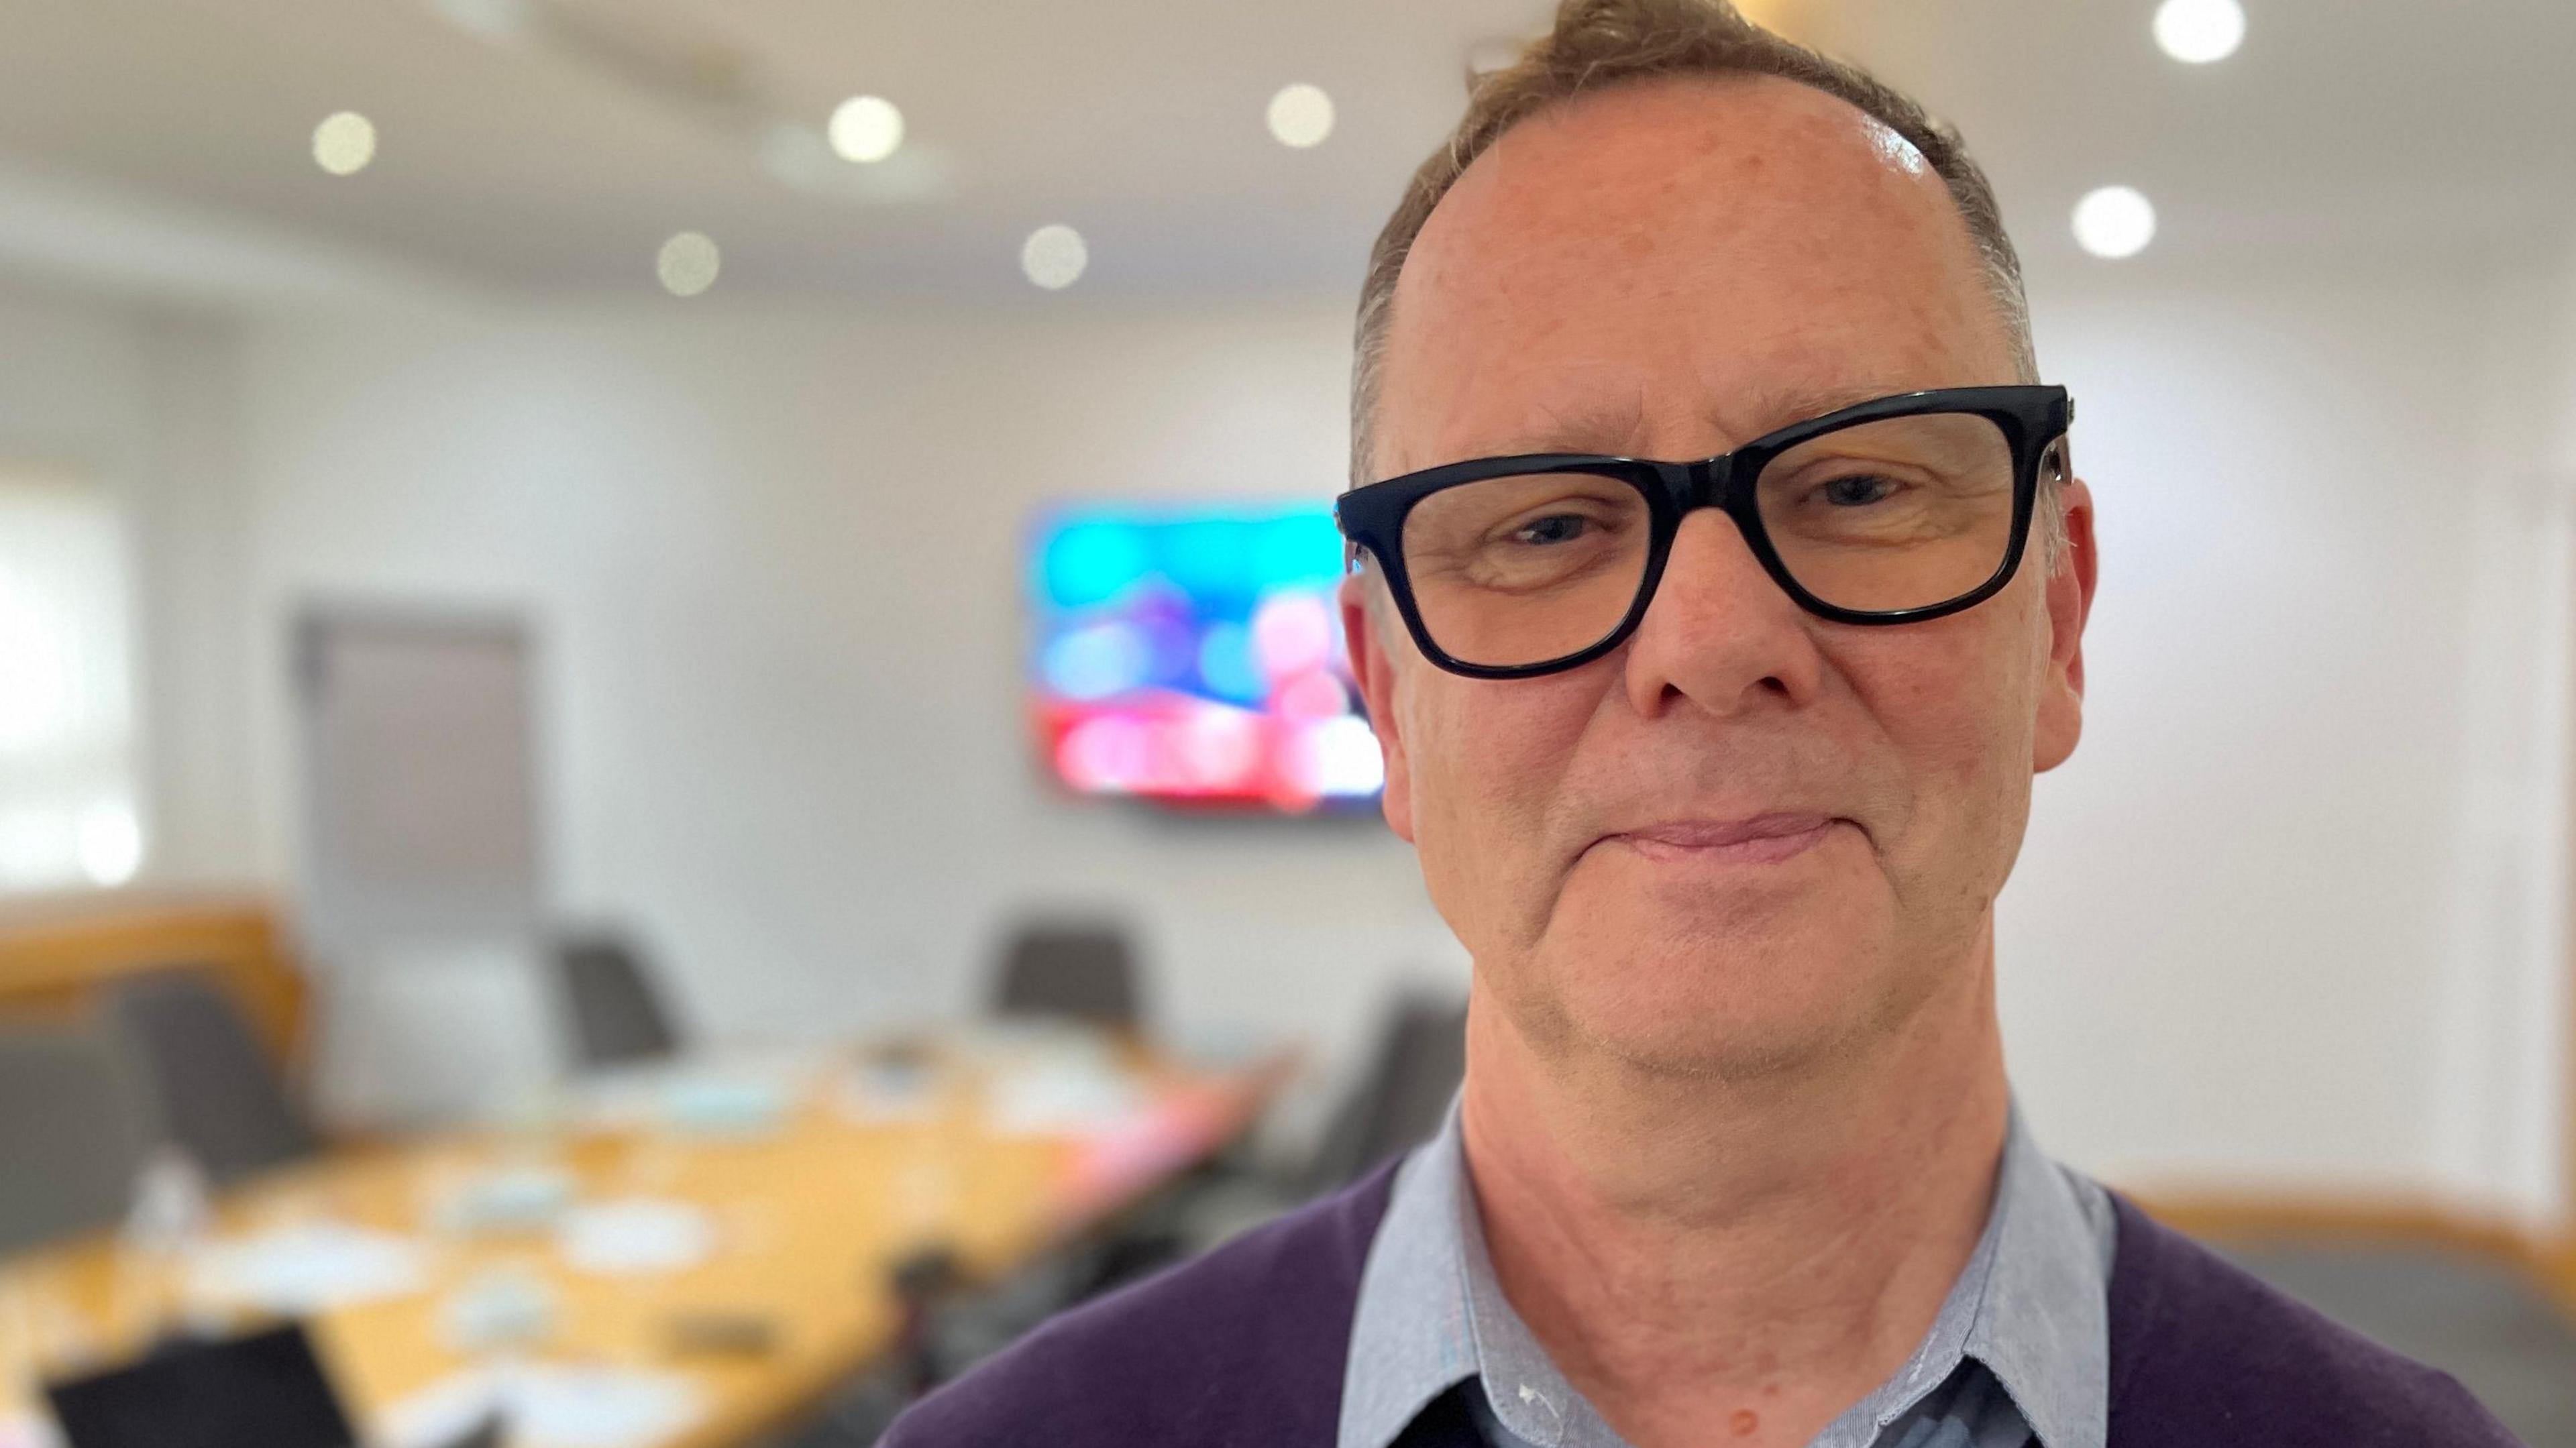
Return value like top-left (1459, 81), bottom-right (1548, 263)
top-left (1603, 814), bottom-right (1844, 862)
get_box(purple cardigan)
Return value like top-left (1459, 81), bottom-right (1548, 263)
top-left (881, 1160), bottom-right (2524, 1447)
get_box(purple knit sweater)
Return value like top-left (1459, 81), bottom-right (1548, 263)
top-left (881, 1160), bottom-right (2525, 1447)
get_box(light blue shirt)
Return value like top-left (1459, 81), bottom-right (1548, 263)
top-left (1336, 1099), bottom-right (2118, 1448)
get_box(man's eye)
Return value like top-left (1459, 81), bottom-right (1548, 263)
top-left (1512, 514), bottom-right (1593, 545)
top-left (1819, 475), bottom-right (1898, 507)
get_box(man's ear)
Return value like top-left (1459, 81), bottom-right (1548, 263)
top-left (2033, 476), bottom-right (2097, 775)
top-left (1339, 571), bottom-right (1415, 842)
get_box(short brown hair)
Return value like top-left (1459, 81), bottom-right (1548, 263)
top-left (1349, 0), bottom-right (2038, 486)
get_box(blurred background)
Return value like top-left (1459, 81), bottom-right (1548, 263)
top-left (0, 0), bottom-right (2572, 1444)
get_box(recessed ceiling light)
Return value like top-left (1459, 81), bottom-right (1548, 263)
top-left (828, 95), bottom-right (904, 164)
top-left (2153, 0), bottom-right (2245, 64)
top-left (657, 231), bottom-right (721, 296)
top-left (311, 111), bottom-right (377, 176)
top-left (1021, 225), bottom-right (1088, 290)
top-left (2073, 186), bottom-right (2158, 260)
top-left (1267, 84), bottom-right (1335, 149)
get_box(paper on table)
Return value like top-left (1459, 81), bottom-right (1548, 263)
top-left (950, 1020), bottom-right (1120, 1072)
top-left (185, 1222), bottom-right (430, 1315)
top-left (438, 1266), bottom-right (559, 1355)
top-left (434, 1166), bottom-right (578, 1235)
top-left (555, 1200), bottom-right (717, 1278)
top-left (980, 1064), bottom-right (1150, 1137)
top-left (376, 1364), bottom-right (705, 1448)
top-left (568, 1046), bottom-right (826, 1135)
top-left (834, 1059), bottom-right (940, 1125)
top-left (656, 1078), bottom-right (786, 1138)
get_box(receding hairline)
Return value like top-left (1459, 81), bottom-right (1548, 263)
top-left (1379, 73), bottom-right (2021, 467)
top-left (1454, 66), bottom-right (1943, 188)
top-left (1349, 2), bottom-right (2039, 490)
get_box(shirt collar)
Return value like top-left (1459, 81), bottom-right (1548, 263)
top-left (1338, 1122), bottom-right (1487, 1448)
top-left (1960, 1104), bottom-right (2116, 1448)
top-left (1336, 1096), bottom-right (2112, 1448)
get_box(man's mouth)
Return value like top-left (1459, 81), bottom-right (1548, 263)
top-left (1599, 813), bottom-right (1845, 865)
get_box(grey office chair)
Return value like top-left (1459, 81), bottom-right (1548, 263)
top-left (0, 1023), bottom-right (157, 1254)
top-left (988, 922), bottom-right (1142, 1031)
top-left (554, 932), bottom-right (684, 1070)
top-left (1303, 989), bottom-right (1468, 1192)
top-left (1147, 987), bottom-right (1470, 1268)
top-left (106, 970), bottom-right (321, 1186)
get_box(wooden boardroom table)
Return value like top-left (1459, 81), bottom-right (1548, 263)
top-left (0, 1033), bottom-right (1290, 1448)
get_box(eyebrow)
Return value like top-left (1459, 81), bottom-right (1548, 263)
top-left (1458, 378), bottom-right (1929, 462)
top-left (1739, 380), bottom-right (1925, 433)
top-left (1469, 392), bottom-right (1646, 459)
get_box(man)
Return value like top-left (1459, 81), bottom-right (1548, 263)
top-left (884, 1), bottom-right (2524, 1444)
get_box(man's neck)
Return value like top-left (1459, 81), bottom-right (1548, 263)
top-left (1456, 942), bottom-right (2012, 1448)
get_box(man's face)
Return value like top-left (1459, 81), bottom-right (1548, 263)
top-left (1344, 75), bottom-right (2096, 1080)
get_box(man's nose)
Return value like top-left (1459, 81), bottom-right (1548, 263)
top-left (1620, 508), bottom-right (1826, 720)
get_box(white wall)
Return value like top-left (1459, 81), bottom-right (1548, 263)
top-left (200, 257), bottom-right (2571, 1221)
top-left (0, 283), bottom-right (152, 506)
top-left (2416, 242), bottom-right (2576, 1233)
top-left (233, 300), bottom-right (1466, 1094)
top-left (131, 311), bottom-right (259, 885)
top-left (2001, 252), bottom-right (2559, 1222)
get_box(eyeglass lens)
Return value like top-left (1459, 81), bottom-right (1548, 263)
top-left (1395, 410), bottom-right (2018, 669)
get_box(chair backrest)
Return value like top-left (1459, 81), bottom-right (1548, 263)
top-left (106, 969), bottom-right (319, 1186)
top-left (554, 932), bottom-right (682, 1070)
top-left (989, 923), bottom-right (1142, 1030)
top-left (1304, 989), bottom-right (1468, 1193)
top-left (0, 1023), bottom-right (156, 1255)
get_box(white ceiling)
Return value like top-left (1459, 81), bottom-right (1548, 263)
top-left (1, 0), bottom-right (2570, 304)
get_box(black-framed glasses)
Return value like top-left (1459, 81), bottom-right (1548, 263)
top-left (1334, 385), bottom-right (2073, 679)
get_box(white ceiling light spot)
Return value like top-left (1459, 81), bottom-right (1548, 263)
top-left (2072, 186), bottom-right (2157, 260)
top-left (1020, 225), bottom-right (1088, 290)
top-left (828, 95), bottom-right (905, 164)
top-left (2153, 0), bottom-right (2245, 64)
top-left (656, 231), bottom-right (721, 296)
top-left (311, 112), bottom-right (377, 176)
top-left (1266, 84), bottom-right (1336, 150)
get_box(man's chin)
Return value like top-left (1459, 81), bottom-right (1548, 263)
top-left (1569, 1003), bottom-right (1856, 1083)
top-left (1515, 927), bottom-right (1894, 1083)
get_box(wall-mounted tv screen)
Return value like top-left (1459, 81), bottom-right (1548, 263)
top-left (1027, 504), bottom-right (1383, 813)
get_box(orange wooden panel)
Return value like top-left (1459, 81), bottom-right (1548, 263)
top-left (2130, 1187), bottom-right (2575, 1323)
top-left (0, 891), bottom-right (307, 1066)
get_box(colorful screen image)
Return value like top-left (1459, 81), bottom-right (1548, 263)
top-left (1028, 504), bottom-right (1383, 812)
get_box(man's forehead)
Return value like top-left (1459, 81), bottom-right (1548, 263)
top-left (1406, 372), bottom-right (1942, 464)
top-left (1413, 73), bottom-right (1960, 264)
top-left (1376, 74), bottom-right (2010, 471)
